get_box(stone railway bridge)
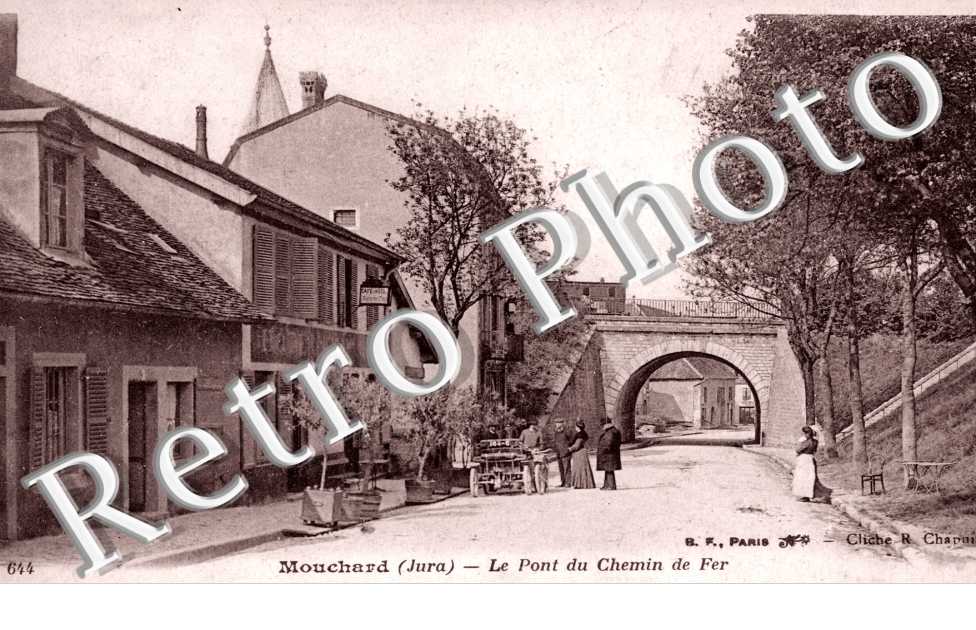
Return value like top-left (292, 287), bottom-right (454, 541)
top-left (548, 300), bottom-right (805, 448)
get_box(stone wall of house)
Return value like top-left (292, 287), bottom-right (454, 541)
top-left (2, 300), bottom-right (244, 540)
top-left (636, 380), bottom-right (696, 425)
top-left (226, 100), bottom-right (482, 392)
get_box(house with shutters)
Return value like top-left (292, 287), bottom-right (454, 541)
top-left (0, 104), bottom-right (266, 540)
top-left (223, 28), bottom-right (521, 402)
top-left (0, 14), bottom-right (425, 540)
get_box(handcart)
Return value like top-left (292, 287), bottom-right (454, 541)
top-left (469, 439), bottom-right (551, 497)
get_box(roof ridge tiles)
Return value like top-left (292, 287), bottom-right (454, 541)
top-left (9, 77), bottom-right (400, 264)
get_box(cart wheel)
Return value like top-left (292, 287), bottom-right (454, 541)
top-left (469, 467), bottom-right (479, 498)
top-left (523, 465), bottom-right (534, 495)
top-left (535, 462), bottom-right (548, 495)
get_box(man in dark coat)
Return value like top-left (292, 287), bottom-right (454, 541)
top-left (551, 418), bottom-right (574, 487)
top-left (597, 419), bottom-right (622, 490)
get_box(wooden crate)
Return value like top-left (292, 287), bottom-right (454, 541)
top-left (300, 488), bottom-right (344, 527)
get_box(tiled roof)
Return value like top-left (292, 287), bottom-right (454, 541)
top-left (0, 161), bottom-right (268, 322)
top-left (646, 358), bottom-right (703, 381)
top-left (8, 77), bottom-right (400, 264)
top-left (685, 357), bottom-right (737, 380)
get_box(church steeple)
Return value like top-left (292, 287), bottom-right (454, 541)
top-left (240, 24), bottom-right (289, 135)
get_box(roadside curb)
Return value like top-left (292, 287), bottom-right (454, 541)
top-left (743, 446), bottom-right (976, 568)
top-left (129, 485), bottom-right (472, 569)
top-left (127, 530), bottom-right (285, 569)
top-left (743, 446), bottom-right (930, 568)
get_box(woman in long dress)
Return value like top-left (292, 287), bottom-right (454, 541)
top-left (568, 420), bottom-right (596, 489)
top-left (792, 425), bottom-right (832, 502)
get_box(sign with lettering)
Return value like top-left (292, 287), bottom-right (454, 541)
top-left (251, 322), bottom-right (366, 366)
top-left (359, 284), bottom-right (390, 306)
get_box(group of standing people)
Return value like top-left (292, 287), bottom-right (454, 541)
top-left (551, 418), bottom-right (621, 491)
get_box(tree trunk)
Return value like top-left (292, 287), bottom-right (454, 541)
top-left (841, 252), bottom-right (868, 476)
top-left (900, 278), bottom-right (919, 483)
top-left (799, 354), bottom-right (817, 427)
top-left (417, 446), bottom-right (430, 482)
top-left (846, 329), bottom-right (868, 477)
top-left (818, 356), bottom-right (838, 459)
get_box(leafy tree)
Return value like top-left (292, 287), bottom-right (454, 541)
top-left (404, 386), bottom-right (482, 481)
top-left (686, 14), bottom-right (974, 474)
top-left (915, 274), bottom-right (976, 342)
top-left (385, 106), bottom-right (562, 336)
top-left (338, 376), bottom-right (396, 456)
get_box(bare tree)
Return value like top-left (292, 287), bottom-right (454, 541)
top-left (385, 106), bottom-right (561, 336)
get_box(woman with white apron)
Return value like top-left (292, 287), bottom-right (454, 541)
top-left (792, 425), bottom-right (832, 502)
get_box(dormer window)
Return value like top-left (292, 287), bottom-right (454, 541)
top-left (39, 143), bottom-right (83, 255)
top-left (42, 150), bottom-right (69, 247)
top-left (0, 107), bottom-right (86, 258)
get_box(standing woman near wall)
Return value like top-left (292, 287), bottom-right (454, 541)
top-left (568, 420), bottom-right (596, 489)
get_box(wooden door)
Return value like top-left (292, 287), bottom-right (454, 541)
top-left (127, 381), bottom-right (154, 512)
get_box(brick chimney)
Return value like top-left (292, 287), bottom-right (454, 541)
top-left (299, 71), bottom-right (327, 109)
top-left (195, 105), bottom-right (209, 159)
top-left (0, 14), bottom-right (17, 91)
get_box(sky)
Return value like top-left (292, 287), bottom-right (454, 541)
top-left (3, 0), bottom-right (971, 298)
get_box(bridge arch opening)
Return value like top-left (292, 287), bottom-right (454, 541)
top-left (614, 351), bottom-right (762, 445)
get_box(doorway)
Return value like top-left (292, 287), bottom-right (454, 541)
top-left (127, 381), bottom-right (157, 513)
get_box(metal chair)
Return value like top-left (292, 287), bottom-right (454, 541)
top-left (860, 454), bottom-right (887, 495)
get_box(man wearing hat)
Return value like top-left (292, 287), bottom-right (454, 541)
top-left (597, 418), bottom-right (622, 490)
top-left (551, 418), bottom-right (574, 487)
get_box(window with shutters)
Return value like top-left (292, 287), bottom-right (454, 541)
top-left (30, 367), bottom-right (76, 467)
top-left (318, 245), bottom-right (335, 324)
top-left (84, 367), bottom-right (110, 456)
top-left (365, 264), bottom-right (381, 328)
top-left (336, 254), bottom-right (359, 330)
top-left (44, 368), bottom-right (68, 461)
top-left (252, 225), bottom-right (319, 319)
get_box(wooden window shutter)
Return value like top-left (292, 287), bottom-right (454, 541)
top-left (29, 367), bottom-right (46, 471)
top-left (350, 260), bottom-right (360, 330)
top-left (274, 232), bottom-right (292, 314)
top-left (290, 236), bottom-right (319, 319)
top-left (336, 253), bottom-right (347, 328)
top-left (84, 367), bottom-right (110, 456)
top-left (318, 245), bottom-right (335, 325)
top-left (365, 264), bottom-right (380, 329)
top-left (238, 370), bottom-right (256, 468)
top-left (252, 226), bottom-right (276, 314)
